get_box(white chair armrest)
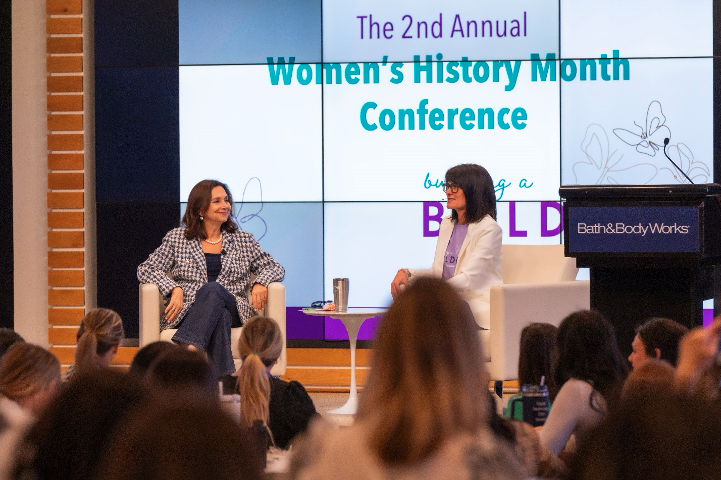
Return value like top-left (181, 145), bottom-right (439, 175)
top-left (139, 283), bottom-right (163, 350)
top-left (265, 282), bottom-right (286, 375)
top-left (138, 282), bottom-right (287, 376)
top-left (488, 280), bottom-right (590, 380)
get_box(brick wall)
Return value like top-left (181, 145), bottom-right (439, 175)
top-left (45, 0), bottom-right (134, 369)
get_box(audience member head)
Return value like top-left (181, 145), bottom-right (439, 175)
top-left (621, 359), bottom-right (676, 403)
top-left (570, 392), bottom-right (721, 480)
top-left (128, 341), bottom-right (179, 378)
top-left (629, 317), bottom-right (688, 368)
top-left (15, 370), bottom-right (149, 480)
top-left (0, 328), bottom-right (24, 360)
top-left (554, 310), bottom-right (628, 409)
top-left (356, 277), bottom-right (490, 466)
top-left (0, 342), bottom-right (60, 416)
top-left (237, 316), bottom-right (283, 431)
top-left (74, 308), bottom-right (124, 376)
top-left (97, 397), bottom-right (264, 480)
top-left (145, 348), bottom-right (218, 400)
top-left (518, 322), bottom-right (558, 399)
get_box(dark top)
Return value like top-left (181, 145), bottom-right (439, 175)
top-left (205, 253), bottom-right (222, 282)
top-left (268, 376), bottom-right (318, 449)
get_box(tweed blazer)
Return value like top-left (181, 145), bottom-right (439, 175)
top-left (137, 227), bottom-right (285, 330)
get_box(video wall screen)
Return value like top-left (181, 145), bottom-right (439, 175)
top-left (176, 0), bottom-right (714, 317)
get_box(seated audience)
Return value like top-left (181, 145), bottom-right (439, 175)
top-left (0, 328), bottom-right (24, 361)
top-left (504, 322), bottom-right (558, 422)
top-left (13, 370), bottom-right (149, 480)
top-left (145, 347), bottom-right (218, 401)
top-left (0, 343), bottom-right (60, 479)
top-left (569, 388), bottom-right (721, 480)
top-left (0, 342), bottom-right (60, 417)
top-left (62, 308), bottom-right (124, 382)
top-left (127, 340), bottom-right (179, 378)
top-left (97, 397), bottom-right (264, 480)
top-left (628, 317), bottom-right (688, 369)
top-left (539, 310), bottom-right (628, 458)
top-left (290, 278), bottom-right (527, 480)
top-left (236, 316), bottom-right (316, 449)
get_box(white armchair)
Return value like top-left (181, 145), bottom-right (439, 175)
top-left (139, 281), bottom-right (286, 376)
top-left (487, 244), bottom-right (590, 380)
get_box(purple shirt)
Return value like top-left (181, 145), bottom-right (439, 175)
top-left (443, 223), bottom-right (469, 280)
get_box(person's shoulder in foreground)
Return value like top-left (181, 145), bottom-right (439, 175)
top-left (290, 419), bottom-right (525, 480)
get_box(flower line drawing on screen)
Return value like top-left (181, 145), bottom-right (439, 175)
top-left (355, 12), bottom-right (527, 40)
top-left (235, 177), bottom-right (268, 241)
top-left (574, 101), bottom-right (708, 185)
top-left (614, 101), bottom-right (669, 156)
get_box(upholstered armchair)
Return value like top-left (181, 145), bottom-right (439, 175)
top-left (486, 244), bottom-right (590, 380)
top-left (139, 281), bottom-right (286, 375)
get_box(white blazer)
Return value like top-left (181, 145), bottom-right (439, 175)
top-left (409, 215), bottom-right (503, 329)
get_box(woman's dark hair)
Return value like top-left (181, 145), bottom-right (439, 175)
top-left (445, 163), bottom-right (497, 223)
top-left (0, 328), bottom-right (24, 360)
top-left (554, 310), bottom-right (628, 411)
top-left (570, 393), bottom-right (721, 480)
top-left (14, 370), bottom-right (149, 480)
top-left (128, 341), bottom-right (179, 378)
top-left (635, 317), bottom-right (688, 367)
top-left (98, 397), bottom-right (265, 480)
top-left (182, 179), bottom-right (238, 240)
top-left (145, 348), bottom-right (218, 400)
top-left (518, 323), bottom-right (559, 400)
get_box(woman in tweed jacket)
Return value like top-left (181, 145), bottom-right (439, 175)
top-left (137, 179), bottom-right (284, 376)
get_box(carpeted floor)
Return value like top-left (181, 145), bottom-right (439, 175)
top-left (308, 392), bottom-right (356, 427)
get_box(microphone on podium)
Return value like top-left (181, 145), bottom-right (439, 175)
top-left (663, 138), bottom-right (694, 184)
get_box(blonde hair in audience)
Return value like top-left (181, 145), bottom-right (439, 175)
top-left (356, 277), bottom-right (490, 466)
top-left (0, 342), bottom-right (60, 404)
top-left (75, 308), bottom-right (124, 375)
top-left (237, 316), bottom-right (283, 432)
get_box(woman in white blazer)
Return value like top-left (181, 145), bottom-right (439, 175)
top-left (138, 179), bottom-right (284, 377)
top-left (391, 164), bottom-right (502, 329)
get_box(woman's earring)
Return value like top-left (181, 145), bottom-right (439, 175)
top-left (199, 215), bottom-right (204, 221)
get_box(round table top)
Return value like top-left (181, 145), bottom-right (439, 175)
top-left (301, 307), bottom-right (387, 317)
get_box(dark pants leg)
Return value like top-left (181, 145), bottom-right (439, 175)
top-left (172, 282), bottom-right (241, 376)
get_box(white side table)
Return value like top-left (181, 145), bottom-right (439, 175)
top-left (302, 308), bottom-right (386, 414)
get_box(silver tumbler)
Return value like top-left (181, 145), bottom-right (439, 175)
top-left (333, 278), bottom-right (349, 312)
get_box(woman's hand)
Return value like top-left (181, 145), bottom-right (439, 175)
top-left (164, 287), bottom-right (183, 323)
top-left (675, 317), bottom-right (721, 393)
top-left (390, 269), bottom-right (410, 299)
top-left (251, 283), bottom-right (268, 311)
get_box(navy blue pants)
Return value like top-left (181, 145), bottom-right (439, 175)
top-left (172, 282), bottom-right (242, 377)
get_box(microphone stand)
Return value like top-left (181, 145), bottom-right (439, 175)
top-left (663, 138), bottom-right (694, 184)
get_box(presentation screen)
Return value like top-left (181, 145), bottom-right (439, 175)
top-left (177, 0), bottom-right (714, 314)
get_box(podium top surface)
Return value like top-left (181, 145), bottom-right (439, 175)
top-left (560, 184), bottom-right (721, 200)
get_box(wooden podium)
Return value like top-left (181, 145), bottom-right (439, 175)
top-left (560, 184), bottom-right (721, 356)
